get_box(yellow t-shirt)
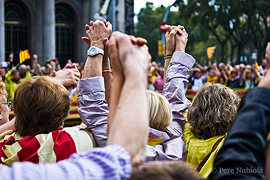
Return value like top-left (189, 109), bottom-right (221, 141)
top-left (206, 76), bottom-right (217, 83)
top-left (183, 122), bottom-right (225, 179)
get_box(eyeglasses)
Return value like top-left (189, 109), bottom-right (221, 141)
top-left (2, 101), bottom-right (13, 109)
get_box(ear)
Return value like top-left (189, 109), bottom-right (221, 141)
top-left (59, 125), bottom-right (63, 130)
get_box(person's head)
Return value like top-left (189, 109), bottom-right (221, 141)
top-left (130, 160), bottom-right (204, 180)
top-left (187, 83), bottom-right (240, 139)
top-left (18, 64), bottom-right (27, 78)
top-left (14, 76), bottom-right (70, 137)
top-left (147, 90), bottom-right (172, 131)
top-left (262, 59), bottom-right (267, 68)
top-left (193, 68), bottom-right (201, 79)
top-left (208, 68), bottom-right (216, 78)
top-left (218, 77), bottom-right (225, 85)
top-left (230, 70), bottom-right (238, 79)
top-left (243, 69), bottom-right (253, 80)
top-left (0, 68), bottom-right (6, 77)
top-left (234, 65), bottom-right (240, 71)
top-left (218, 62), bottom-right (225, 70)
top-left (0, 80), bottom-right (9, 125)
top-left (10, 70), bottom-right (20, 83)
top-left (226, 60), bottom-right (231, 66)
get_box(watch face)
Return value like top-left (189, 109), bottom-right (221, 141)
top-left (88, 46), bottom-right (104, 56)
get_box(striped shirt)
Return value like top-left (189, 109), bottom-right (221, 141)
top-left (0, 145), bottom-right (131, 180)
top-left (0, 128), bottom-right (96, 165)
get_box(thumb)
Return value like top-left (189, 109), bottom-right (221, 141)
top-left (81, 37), bottom-right (91, 46)
top-left (169, 29), bottom-right (177, 39)
top-left (164, 25), bottom-right (173, 32)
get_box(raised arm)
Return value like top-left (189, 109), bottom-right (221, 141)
top-left (78, 20), bottom-right (111, 147)
top-left (146, 25), bottom-right (195, 161)
top-left (107, 31), bottom-right (151, 172)
top-left (163, 26), bottom-right (192, 128)
top-left (82, 21), bottom-right (113, 105)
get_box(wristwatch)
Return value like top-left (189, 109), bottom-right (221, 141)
top-left (87, 46), bottom-right (104, 56)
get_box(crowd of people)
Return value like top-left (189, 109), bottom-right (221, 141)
top-left (0, 19), bottom-right (269, 180)
top-left (148, 52), bottom-right (267, 92)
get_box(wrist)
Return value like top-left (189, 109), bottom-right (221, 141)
top-left (91, 41), bottom-right (104, 50)
top-left (102, 64), bottom-right (111, 71)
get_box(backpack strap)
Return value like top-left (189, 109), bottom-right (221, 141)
top-left (196, 137), bottom-right (223, 172)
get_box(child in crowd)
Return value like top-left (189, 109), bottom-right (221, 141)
top-left (184, 82), bottom-right (240, 178)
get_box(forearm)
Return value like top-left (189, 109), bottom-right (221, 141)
top-left (107, 76), bottom-right (148, 171)
top-left (82, 55), bottom-right (103, 79)
top-left (107, 71), bottom-right (124, 135)
top-left (102, 58), bottom-right (112, 105)
top-left (77, 77), bottom-right (109, 147)
top-left (163, 52), bottom-right (195, 127)
top-left (164, 58), bottom-right (171, 84)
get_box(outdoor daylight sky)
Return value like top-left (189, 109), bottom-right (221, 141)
top-left (134, 0), bottom-right (179, 23)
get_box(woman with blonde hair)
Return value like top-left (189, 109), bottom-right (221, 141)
top-left (184, 82), bottom-right (240, 178)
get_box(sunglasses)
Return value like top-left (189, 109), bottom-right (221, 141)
top-left (2, 101), bottom-right (13, 109)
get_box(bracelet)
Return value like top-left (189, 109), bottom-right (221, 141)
top-left (164, 54), bottom-right (172, 59)
top-left (102, 70), bottom-right (111, 73)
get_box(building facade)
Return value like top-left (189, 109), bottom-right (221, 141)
top-left (0, 0), bottom-right (134, 67)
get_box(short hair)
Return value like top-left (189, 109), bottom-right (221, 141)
top-left (130, 160), bottom-right (204, 180)
top-left (187, 83), bottom-right (240, 139)
top-left (147, 90), bottom-right (172, 131)
top-left (14, 76), bottom-right (70, 137)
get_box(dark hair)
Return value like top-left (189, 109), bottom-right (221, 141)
top-left (14, 76), bottom-right (70, 137)
top-left (130, 161), bottom-right (204, 180)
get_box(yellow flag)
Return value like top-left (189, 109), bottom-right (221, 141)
top-left (19, 49), bottom-right (31, 63)
top-left (255, 61), bottom-right (260, 72)
top-left (207, 46), bottom-right (216, 59)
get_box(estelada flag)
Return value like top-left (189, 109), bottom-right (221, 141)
top-left (207, 46), bottom-right (216, 59)
top-left (255, 61), bottom-right (260, 72)
top-left (19, 49), bottom-right (30, 63)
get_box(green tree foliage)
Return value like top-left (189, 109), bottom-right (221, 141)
top-left (177, 0), bottom-right (270, 64)
top-left (135, 2), bottom-right (213, 64)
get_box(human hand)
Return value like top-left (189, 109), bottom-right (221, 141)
top-left (109, 32), bottom-right (151, 77)
top-left (26, 65), bottom-right (30, 71)
top-left (175, 26), bottom-right (188, 52)
top-left (33, 54), bottom-right (38, 59)
top-left (54, 68), bottom-right (80, 93)
top-left (266, 43), bottom-right (270, 69)
top-left (258, 43), bottom-right (270, 88)
top-left (9, 53), bottom-right (13, 60)
top-left (86, 20), bottom-right (112, 49)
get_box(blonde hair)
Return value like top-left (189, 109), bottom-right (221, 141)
top-left (187, 83), bottom-right (240, 139)
top-left (147, 90), bottom-right (172, 131)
